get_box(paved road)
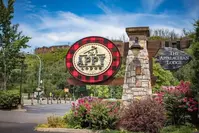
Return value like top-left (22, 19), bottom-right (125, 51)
top-left (0, 122), bottom-right (66, 133)
top-left (0, 103), bottom-right (71, 133)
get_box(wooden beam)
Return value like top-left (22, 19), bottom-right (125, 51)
top-left (67, 77), bottom-right (124, 85)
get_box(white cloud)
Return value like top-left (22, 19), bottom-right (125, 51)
top-left (20, 0), bottom-right (36, 11)
top-left (97, 1), bottom-right (112, 14)
top-left (142, 0), bottom-right (164, 12)
top-left (18, 11), bottom-right (194, 51)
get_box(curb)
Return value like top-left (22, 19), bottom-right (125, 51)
top-left (35, 128), bottom-right (101, 133)
top-left (12, 109), bottom-right (27, 112)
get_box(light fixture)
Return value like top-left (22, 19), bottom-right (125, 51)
top-left (130, 37), bottom-right (143, 75)
top-left (130, 37), bottom-right (143, 56)
top-left (133, 58), bottom-right (142, 75)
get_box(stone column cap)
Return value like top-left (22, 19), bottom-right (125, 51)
top-left (126, 27), bottom-right (150, 37)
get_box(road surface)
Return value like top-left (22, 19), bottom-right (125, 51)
top-left (0, 103), bottom-right (71, 133)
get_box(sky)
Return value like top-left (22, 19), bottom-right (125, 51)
top-left (6, 0), bottom-right (199, 51)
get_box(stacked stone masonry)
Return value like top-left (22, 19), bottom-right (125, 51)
top-left (122, 27), bottom-right (152, 106)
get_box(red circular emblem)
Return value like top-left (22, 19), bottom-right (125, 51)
top-left (66, 36), bottom-right (121, 83)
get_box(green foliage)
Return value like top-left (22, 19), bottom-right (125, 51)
top-left (115, 62), bottom-right (125, 78)
top-left (22, 49), bottom-right (71, 96)
top-left (52, 89), bottom-right (65, 98)
top-left (46, 115), bottom-right (67, 128)
top-left (88, 101), bottom-right (120, 130)
top-left (163, 93), bottom-right (191, 125)
top-left (37, 115), bottom-right (67, 128)
top-left (86, 85), bottom-right (123, 99)
top-left (160, 124), bottom-right (196, 133)
top-left (0, 89), bottom-right (20, 109)
top-left (87, 85), bottom-right (109, 98)
top-left (86, 61), bottom-right (125, 99)
top-left (63, 110), bottom-right (82, 129)
top-left (0, 0), bottom-right (30, 89)
top-left (36, 124), bottom-right (49, 128)
top-left (194, 20), bottom-right (199, 42)
top-left (191, 20), bottom-right (199, 94)
top-left (173, 61), bottom-right (194, 82)
top-left (153, 59), bottom-right (178, 92)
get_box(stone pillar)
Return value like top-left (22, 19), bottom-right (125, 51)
top-left (122, 27), bottom-right (152, 106)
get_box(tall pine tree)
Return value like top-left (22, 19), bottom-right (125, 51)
top-left (191, 20), bottom-right (199, 94)
top-left (0, 0), bottom-right (30, 90)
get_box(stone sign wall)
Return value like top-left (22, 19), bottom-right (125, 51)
top-left (122, 27), bottom-right (152, 106)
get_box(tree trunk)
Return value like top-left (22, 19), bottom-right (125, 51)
top-left (31, 94), bottom-right (34, 106)
top-left (51, 97), bottom-right (53, 104)
top-left (47, 97), bottom-right (49, 104)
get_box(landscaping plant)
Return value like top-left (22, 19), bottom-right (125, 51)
top-left (0, 89), bottom-right (20, 109)
top-left (37, 115), bottom-right (67, 128)
top-left (154, 81), bottom-right (198, 125)
top-left (118, 97), bottom-right (166, 133)
top-left (160, 123), bottom-right (197, 133)
top-left (46, 115), bottom-right (66, 128)
top-left (63, 96), bottom-right (120, 130)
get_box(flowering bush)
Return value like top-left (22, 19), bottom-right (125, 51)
top-left (154, 81), bottom-right (198, 125)
top-left (89, 100), bottom-right (120, 129)
top-left (64, 96), bottom-right (120, 129)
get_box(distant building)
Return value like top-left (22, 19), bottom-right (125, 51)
top-left (35, 45), bottom-right (70, 54)
top-left (34, 37), bottom-right (192, 58)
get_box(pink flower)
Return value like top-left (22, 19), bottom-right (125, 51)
top-left (183, 97), bottom-right (187, 102)
top-left (188, 108), bottom-right (193, 112)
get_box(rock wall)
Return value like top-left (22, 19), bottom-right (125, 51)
top-left (122, 27), bottom-right (152, 106)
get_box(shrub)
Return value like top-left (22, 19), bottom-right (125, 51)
top-left (154, 81), bottom-right (198, 125)
top-left (0, 89), bottom-right (20, 109)
top-left (88, 100), bottom-right (120, 130)
top-left (160, 123), bottom-right (196, 133)
top-left (47, 115), bottom-right (66, 128)
top-left (63, 110), bottom-right (82, 129)
top-left (63, 96), bottom-right (120, 130)
top-left (101, 129), bottom-right (143, 133)
top-left (118, 98), bottom-right (166, 133)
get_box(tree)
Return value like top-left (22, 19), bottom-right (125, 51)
top-left (0, 0), bottom-right (30, 90)
top-left (149, 29), bottom-right (180, 40)
top-left (191, 20), bottom-right (199, 94)
top-left (153, 59), bottom-right (178, 92)
top-left (22, 49), bottom-right (71, 96)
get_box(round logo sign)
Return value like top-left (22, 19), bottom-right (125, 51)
top-left (66, 36), bottom-right (121, 83)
